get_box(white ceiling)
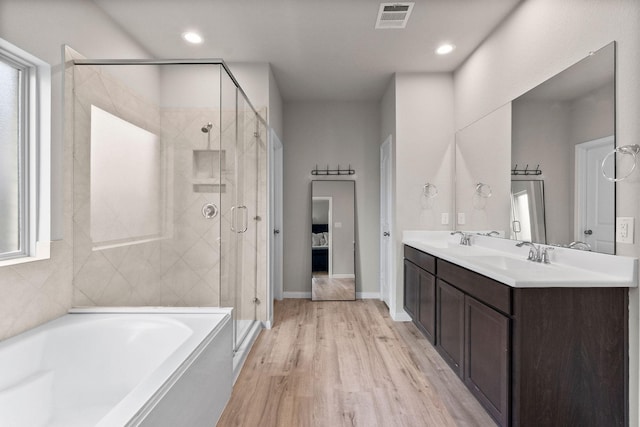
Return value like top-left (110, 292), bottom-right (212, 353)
top-left (92, 0), bottom-right (522, 101)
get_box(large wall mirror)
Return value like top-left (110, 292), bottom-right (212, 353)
top-left (455, 42), bottom-right (616, 254)
top-left (311, 180), bottom-right (356, 301)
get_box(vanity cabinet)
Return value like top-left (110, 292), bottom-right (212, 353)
top-left (437, 260), bottom-right (511, 426)
top-left (403, 244), bottom-right (627, 427)
top-left (403, 246), bottom-right (436, 343)
top-left (465, 295), bottom-right (510, 427)
top-left (435, 279), bottom-right (464, 377)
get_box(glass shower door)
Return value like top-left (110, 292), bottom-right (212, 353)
top-left (234, 92), bottom-right (260, 348)
top-left (220, 74), bottom-right (258, 351)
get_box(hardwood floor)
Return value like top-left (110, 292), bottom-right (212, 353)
top-left (311, 276), bottom-right (356, 300)
top-left (218, 299), bottom-right (496, 427)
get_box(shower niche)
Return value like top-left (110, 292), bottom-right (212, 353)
top-left (193, 149), bottom-right (227, 193)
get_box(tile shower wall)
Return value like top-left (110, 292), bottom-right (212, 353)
top-left (72, 62), bottom-right (164, 306)
top-left (160, 107), bottom-right (223, 306)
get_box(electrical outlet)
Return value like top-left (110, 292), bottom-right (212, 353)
top-left (616, 217), bottom-right (634, 244)
top-left (457, 213), bottom-right (466, 225)
top-left (441, 213), bottom-right (449, 225)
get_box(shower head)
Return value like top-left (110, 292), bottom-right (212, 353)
top-left (201, 122), bottom-right (213, 133)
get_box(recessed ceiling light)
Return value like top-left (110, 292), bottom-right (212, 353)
top-left (182, 31), bottom-right (203, 44)
top-left (436, 43), bottom-right (455, 55)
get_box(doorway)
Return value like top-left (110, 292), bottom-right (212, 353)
top-left (575, 135), bottom-right (615, 254)
top-left (380, 135), bottom-right (393, 307)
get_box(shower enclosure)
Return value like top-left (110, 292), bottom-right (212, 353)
top-left (67, 52), bottom-right (267, 355)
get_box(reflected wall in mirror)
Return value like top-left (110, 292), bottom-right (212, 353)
top-left (455, 104), bottom-right (511, 236)
top-left (311, 180), bottom-right (356, 301)
top-left (455, 42), bottom-right (616, 254)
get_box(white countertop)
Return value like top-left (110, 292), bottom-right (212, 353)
top-left (403, 231), bottom-right (638, 288)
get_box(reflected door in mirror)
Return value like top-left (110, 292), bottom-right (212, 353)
top-left (311, 180), bottom-right (356, 301)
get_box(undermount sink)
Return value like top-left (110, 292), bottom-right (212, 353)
top-left (422, 241), bottom-right (488, 256)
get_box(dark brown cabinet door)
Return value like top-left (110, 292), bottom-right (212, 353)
top-left (403, 260), bottom-right (419, 320)
top-left (465, 295), bottom-right (510, 427)
top-left (417, 270), bottom-right (436, 343)
top-left (436, 279), bottom-right (465, 378)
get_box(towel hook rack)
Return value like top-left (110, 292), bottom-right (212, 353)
top-left (311, 164), bottom-right (355, 176)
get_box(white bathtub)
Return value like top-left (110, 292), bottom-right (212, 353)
top-left (0, 307), bottom-right (233, 427)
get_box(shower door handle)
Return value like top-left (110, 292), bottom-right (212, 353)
top-left (238, 206), bottom-right (248, 233)
top-left (230, 206), bottom-right (237, 232)
top-left (230, 206), bottom-right (248, 233)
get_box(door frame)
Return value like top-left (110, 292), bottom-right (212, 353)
top-left (312, 196), bottom-right (333, 276)
top-left (380, 135), bottom-right (393, 308)
top-left (267, 128), bottom-right (283, 327)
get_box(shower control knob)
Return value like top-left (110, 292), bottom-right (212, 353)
top-left (202, 203), bottom-right (218, 219)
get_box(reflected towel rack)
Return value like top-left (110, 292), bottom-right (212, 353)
top-left (511, 164), bottom-right (542, 176)
top-left (311, 164), bottom-right (355, 176)
top-left (601, 144), bottom-right (640, 182)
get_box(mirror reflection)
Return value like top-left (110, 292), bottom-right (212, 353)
top-left (510, 180), bottom-right (546, 243)
top-left (456, 42), bottom-right (615, 254)
top-left (311, 180), bottom-right (356, 301)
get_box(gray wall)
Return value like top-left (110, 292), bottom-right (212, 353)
top-left (283, 101), bottom-right (380, 296)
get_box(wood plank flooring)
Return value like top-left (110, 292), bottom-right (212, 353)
top-left (218, 299), bottom-right (496, 427)
top-left (311, 276), bottom-right (356, 300)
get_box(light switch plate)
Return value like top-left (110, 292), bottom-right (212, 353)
top-left (457, 213), bottom-right (466, 225)
top-left (441, 213), bottom-right (449, 225)
top-left (616, 217), bottom-right (634, 244)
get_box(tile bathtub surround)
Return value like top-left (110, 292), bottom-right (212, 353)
top-left (0, 48), bottom-right (80, 342)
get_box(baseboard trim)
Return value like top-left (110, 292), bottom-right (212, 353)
top-left (331, 274), bottom-right (356, 279)
top-left (283, 292), bottom-right (312, 299)
top-left (357, 292), bottom-right (381, 299)
top-left (391, 310), bottom-right (412, 322)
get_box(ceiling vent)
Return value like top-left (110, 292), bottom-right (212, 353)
top-left (375, 2), bottom-right (414, 29)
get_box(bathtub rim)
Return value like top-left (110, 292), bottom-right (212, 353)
top-left (73, 307), bottom-right (233, 427)
top-left (0, 307), bottom-right (233, 427)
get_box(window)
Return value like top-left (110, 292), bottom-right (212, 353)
top-left (0, 38), bottom-right (50, 265)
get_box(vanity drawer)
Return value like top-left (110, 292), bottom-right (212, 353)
top-left (437, 259), bottom-right (512, 315)
top-left (404, 245), bottom-right (436, 274)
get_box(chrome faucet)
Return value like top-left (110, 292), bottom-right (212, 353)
top-left (516, 241), bottom-right (541, 262)
top-left (541, 247), bottom-right (554, 264)
top-left (451, 231), bottom-right (471, 246)
top-left (516, 241), bottom-right (554, 264)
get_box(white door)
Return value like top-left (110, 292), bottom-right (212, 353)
top-left (380, 136), bottom-right (393, 306)
top-left (269, 129), bottom-right (284, 309)
top-left (576, 136), bottom-right (615, 254)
